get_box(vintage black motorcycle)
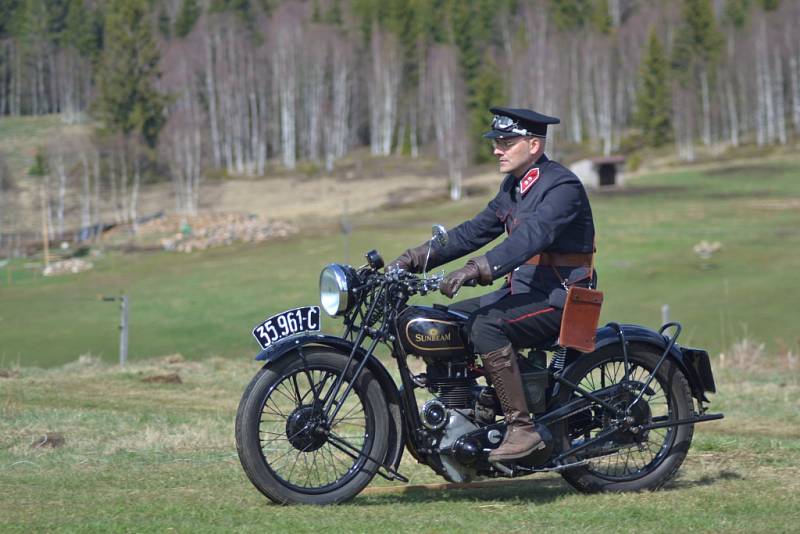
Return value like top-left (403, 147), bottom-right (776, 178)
top-left (235, 226), bottom-right (723, 505)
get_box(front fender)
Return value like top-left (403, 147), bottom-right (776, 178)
top-left (592, 323), bottom-right (715, 403)
top-left (254, 334), bottom-right (406, 477)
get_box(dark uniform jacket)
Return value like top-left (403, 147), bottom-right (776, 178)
top-left (431, 154), bottom-right (595, 308)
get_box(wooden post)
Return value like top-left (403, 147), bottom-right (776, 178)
top-left (119, 295), bottom-right (129, 366)
top-left (40, 183), bottom-right (50, 268)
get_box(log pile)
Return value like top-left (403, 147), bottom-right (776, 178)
top-left (42, 258), bottom-right (94, 276)
top-left (154, 214), bottom-right (298, 253)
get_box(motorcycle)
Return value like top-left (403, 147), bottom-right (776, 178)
top-left (235, 226), bottom-right (723, 505)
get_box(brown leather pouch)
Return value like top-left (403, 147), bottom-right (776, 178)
top-left (559, 286), bottom-right (604, 353)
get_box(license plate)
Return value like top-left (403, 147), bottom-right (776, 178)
top-left (252, 306), bottom-right (320, 349)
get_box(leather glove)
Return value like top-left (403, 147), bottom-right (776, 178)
top-left (440, 256), bottom-right (493, 298)
top-left (388, 243), bottom-right (431, 273)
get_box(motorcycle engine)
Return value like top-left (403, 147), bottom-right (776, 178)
top-left (418, 362), bottom-right (501, 483)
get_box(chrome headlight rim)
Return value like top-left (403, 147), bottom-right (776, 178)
top-left (319, 264), bottom-right (354, 317)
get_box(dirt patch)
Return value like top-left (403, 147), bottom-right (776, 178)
top-left (704, 163), bottom-right (788, 177)
top-left (31, 432), bottom-right (66, 449)
top-left (141, 373), bottom-right (182, 384)
top-left (748, 198), bottom-right (800, 210)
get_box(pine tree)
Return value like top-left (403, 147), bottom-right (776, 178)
top-left (93, 0), bottom-right (167, 147)
top-left (28, 147), bottom-right (48, 177)
top-left (635, 29), bottom-right (671, 147)
top-left (63, 0), bottom-right (101, 60)
top-left (174, 0), bottom-right (201, 38)
top-left (550, 0), bottom-right (592, 30)
top-left (671, 0), bottom-right (723, 75)
top-left (724, 0), bottom-right (751, 28)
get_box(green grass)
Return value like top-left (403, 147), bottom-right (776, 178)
top-left (0, 356), bottom-right (798, 532)
top-left (1, 156), bottom-right (800, 531)
top-left (2, 158), bottom-right (799, 367)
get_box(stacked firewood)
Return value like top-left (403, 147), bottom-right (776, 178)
top-left (42, 258), bottom-right (94, 276)
top-left (157, 214), bottom-right (298, 253)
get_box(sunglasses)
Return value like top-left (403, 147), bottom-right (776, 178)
top-left (492, 137), bottom-right (530, 151)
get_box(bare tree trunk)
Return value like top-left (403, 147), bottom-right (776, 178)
top-left (429, 45), bottom-right (466, 201)
top-left (700, 69), bottom-right (711, 146)
top-left (368, 29), bottom-right (401, 156)
top-left (50, 150), bottom-right (67, 239)
top-left (725, 76), bottom-right (739, 146)
top-left (581, 39), bottom-right (599, 143)
top-left (790, 52), bottom-right (800, 135)
top-left (79, 151), bottom-right (91, 240)
top-left (205, 26), bottom-right (222, 168)
top-left (273, 17), bottom-right (298, 170)
top-left (92, 150), bottom-right (101, 241)
top-left (130, 149), bottom-right (140, 234)
top-left (569, 42), bottom-right (582, 143)
top-left (409, 104), bottom-right (418, 159)
top-left (773, 50), bottom-right (787, 144)
top-left (13, 40), bottom-right (21, 115)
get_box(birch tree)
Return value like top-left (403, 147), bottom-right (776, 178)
top-left (368, 28), bottom-right (401, 156)
top-left (161, 25), bottom-right (206, 215)
top-left (271, 6), bottom-right (302, 169)
top-left (428, 45), bottom-right (467, 201)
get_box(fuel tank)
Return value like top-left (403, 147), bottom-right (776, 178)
top-left (396, 305), bottom-right (470, 361)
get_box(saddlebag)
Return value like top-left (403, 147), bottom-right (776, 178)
top-left (559, 286), bottom-right (604, 353)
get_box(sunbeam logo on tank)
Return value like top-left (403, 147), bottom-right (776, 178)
top-left (405, 318), bottom-right (465, 352)
top-left (415, 327), bottom-right (452, 343)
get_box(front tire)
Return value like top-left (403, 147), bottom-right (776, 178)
top-left (235, 348), bottom-right (390, 504)
top-left (557, 343), bottom-right (695, 493)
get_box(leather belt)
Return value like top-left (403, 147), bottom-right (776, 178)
top-left (526, 252), bottom-right (593, 267)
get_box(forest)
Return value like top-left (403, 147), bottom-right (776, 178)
top-left (0, 0), bottom-right (798, 249)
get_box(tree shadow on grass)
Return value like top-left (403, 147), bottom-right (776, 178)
top-left (356, 477), bottom-right (573, 506)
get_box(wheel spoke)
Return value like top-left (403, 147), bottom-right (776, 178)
top-left (567, 353), bottom-right (681, 481)
top-left (252, 362), bottom-right (375, 492)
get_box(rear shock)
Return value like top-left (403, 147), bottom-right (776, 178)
top-left (550, 346), bottom-right (568, 372)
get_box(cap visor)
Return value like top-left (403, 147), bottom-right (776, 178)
top-left (482, 130), bottom-right (522, 139)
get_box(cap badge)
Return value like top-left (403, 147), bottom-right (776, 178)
top-left (520, 168), bottom-right (540, 196)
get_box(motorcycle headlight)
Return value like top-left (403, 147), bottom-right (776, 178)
top-left (319, 264), bottom-right (355, 317)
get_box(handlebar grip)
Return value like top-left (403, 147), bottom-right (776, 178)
top-left (463, 279), bottom-right (478, 287)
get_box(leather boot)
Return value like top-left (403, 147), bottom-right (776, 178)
top-left (482, 344), bottom-right (544, 462)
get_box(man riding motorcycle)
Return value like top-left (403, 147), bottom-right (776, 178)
top-left (390, 107), bottom-right (596, 463)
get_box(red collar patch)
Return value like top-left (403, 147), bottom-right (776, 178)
top-left (520, 167), bottom-right (540, 196)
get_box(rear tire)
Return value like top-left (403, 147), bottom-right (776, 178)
top-left (235, 348), bottom-right (390, 504)
top-left (556, 343), bottom-right (694, 493)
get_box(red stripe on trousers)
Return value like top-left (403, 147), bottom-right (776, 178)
top-left (504, 307), bottom-right (556, 324)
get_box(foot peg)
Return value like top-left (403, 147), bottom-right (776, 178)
top-left (491, 461), bottom-right (514, 476)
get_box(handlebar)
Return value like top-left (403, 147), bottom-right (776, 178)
top-left (383, 268), bottom-right (478, 294)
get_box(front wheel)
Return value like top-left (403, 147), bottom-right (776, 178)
top-left (556, 343), bottom-right (695, 493)
top-left (235, 348), bottom-right (390, 504)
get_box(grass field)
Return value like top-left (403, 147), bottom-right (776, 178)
top-left (0, 354), bottom-right (798, 532)
top-left (1, 157), bottom-right (799, 367)
top-left (1, 155), bottom-right (800, 531)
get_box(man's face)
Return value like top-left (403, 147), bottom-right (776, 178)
top-left (492, 136), bottom-right (539, 176)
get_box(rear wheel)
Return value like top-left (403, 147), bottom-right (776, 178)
top-left (235, 348), bottom-right (389, 504)
top-left (557, 343), bottom-right (694, 492)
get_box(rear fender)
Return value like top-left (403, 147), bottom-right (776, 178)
top-left (563, 324), bottom-right (715, 403)
top-left (254, 334), bottom-right (405, 476)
